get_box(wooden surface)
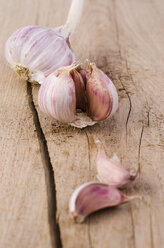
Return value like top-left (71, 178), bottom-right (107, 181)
top-left (1, 0), bottom-right (164, 247)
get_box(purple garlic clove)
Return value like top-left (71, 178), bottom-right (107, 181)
top-left (96, 140), bottom-right (137, 187)
top-left (86, 63), bottom-right (118, 121)
top-left (69, 182), bottom-right (136, 223)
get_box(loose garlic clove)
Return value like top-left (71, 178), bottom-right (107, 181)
top-left (5, 0), bottom-right (84, 84)
top-left (69, 182), bottom-right (136, 223)
top-left (96, 140), bottom-right (137, 187)
top-left (86, 63), bottom-right (118, 121)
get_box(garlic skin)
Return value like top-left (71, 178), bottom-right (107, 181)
top-left (69, 182), bottom-right (135, 223)
top-left (5, 26), bottom-right (74, 84)
top-left (96, 140), bottom-right (137, 187)
top-left (86, 63), bottom-right (118, 121)
top-left (38, 63), bottom-right (118, 128)
top-left (38, 65), bottom-right (76, 123)
top-left (5, 0), bottom-right (84, 84)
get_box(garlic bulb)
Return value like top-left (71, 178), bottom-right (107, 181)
top-left (69, 182), bottom-right (136, 223)
top-left (5, 0), bottom-right (84, 84)
top-left (96, 140), bottom-right (137, 187)
top-left (38, 63), bottom-right (118, 128)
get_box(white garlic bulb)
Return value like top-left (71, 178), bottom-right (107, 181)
top-left (38, 63), bottom-right (118, 128)
top-left (5, 0), bottom-right (84, 84)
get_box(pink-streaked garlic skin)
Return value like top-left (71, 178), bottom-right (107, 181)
top-left (96, 140), bottom-right (137, 187)
top-left (5, 26), bottom-right (75, 84)
top-left (99, 69), bottom-right (118, 116)
top-left (69, 182), bottom-right (135, 223)
top-left (38, 67), bottom-right (76, 123)
top-left (86, 63), bottom-right (118, 121)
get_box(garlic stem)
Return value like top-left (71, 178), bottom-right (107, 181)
top-left (64, 0), bottom-right (84, 37)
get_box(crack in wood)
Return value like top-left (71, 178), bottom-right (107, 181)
top-left (85, 131), bottom-right (91, 174)
top-left (113, 4), bottom-right (138, 248)
top-left (119, 77), bottom-right (132, 141)
top-left (85, 131), bottom-right (93, 248)
top-left (147, 111), bottom-right (150, 127)
top-left (130, 204), bottom-right (136, 248)
top-left (113, 0), bottom-right (132, 143)
top-left (27, 82), bottom-right (62, 248)
top-left (138, 125), bottom-right (144, 174)
top-left (149, 210), bottom-right (154, 248)
top-left (87, 218), bottom-right (93, 248)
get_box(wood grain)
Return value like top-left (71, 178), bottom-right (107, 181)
top-left (1, 0), bottom-right (164, 247)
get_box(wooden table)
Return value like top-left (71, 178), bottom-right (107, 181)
top-left (1, 0), bottom-right (164, 247)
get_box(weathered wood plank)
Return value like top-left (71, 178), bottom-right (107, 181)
top-left (0, 0), bottom-right (54, 247)
top-left (33, 0), bottom-right (164, 247)
top-left (0, 65), bottom-right (51, 247)
top-left (1, 0), bottom-right (164, 247)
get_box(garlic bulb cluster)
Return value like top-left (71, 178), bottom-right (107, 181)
top-left (38, 63), bottom-right (118, 128)
top-left (5, 0), bottom-right (83, 84)
top-left (5, 0), bottom-right (139, 225)
top-left (69, 182), bottom-right (136, 223)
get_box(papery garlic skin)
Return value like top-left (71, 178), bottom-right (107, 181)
top-left (5, 26), bottom-right (74, 84)
top-left (5, 0), bottom-right (84, 84)
top-left (86, 63), bottom-right (118, 121)
top-left (38, 66), bottom-right (76, 123)
top-left (69, 182), bottom-right (135, 223)
top-left (96, 140), bottom-right (137, 187)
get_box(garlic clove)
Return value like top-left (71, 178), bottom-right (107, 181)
top-left (69, 182), bottom-right (136, 223)
top-left (38, 66), bottom-right (76, 123)
top-left (5, 0), bottom-right (84, 84)
top-left (70, 68), bottom-right (87, 111)
top-left (96, 140), bottom-right (137, 187)
top-left (86, 63), bottom-right (118, 121)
